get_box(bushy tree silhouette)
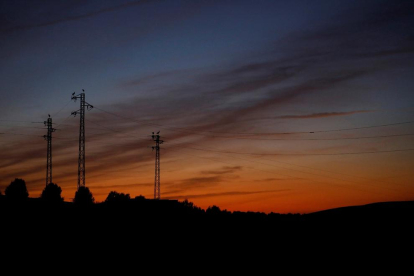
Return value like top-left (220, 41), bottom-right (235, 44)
top-left (180, 199), bottom-right (204, 214)
top-left (73, 186), bottom-right (94, 206)
top-left (134, 195), bottom-right (146, 201)
top-left (5, 178), bottom-right (28, 201)
top-left (105, 191), bottom-right (130, 204)
top-left (41, 183), bottom-right (64, 203)
top-left (182, 199), bottom-right (194, 208)
top-left (206, 205), bottom-right (221, 215)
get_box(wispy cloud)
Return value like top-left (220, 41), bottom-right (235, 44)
top-left (201, 166), bottom-right (242, 175)
top-left (2, 0), bottom-right (413, 208)
top-left (164, 189), bottom-right (290, 200)
top-left (162, 176), bottom-right (225, 196)
top-left (90, 182), bottom-right (153, 190)
top-left (179, 176), bottom-right (223, 187)
top-left (255, 178), bottom-right (297, 182)
top-left (161, 165), bottom-right (244, 195)
top-left (108, 0), bottom-right (414, 142)
top-left (0, 0), bottom-right (162, 34)
top-left (250, 110), bottom-right (374, 120)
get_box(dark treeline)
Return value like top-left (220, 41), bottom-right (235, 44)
top-left (0, 178), bottom-right (302, 227)
top-left (1, 178), bottom-right (413, 243)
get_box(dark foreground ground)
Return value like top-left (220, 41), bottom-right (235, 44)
top-left (1, 197), bottom-right (413, 263)
top-left (2, 197), bottom-right (413, 231)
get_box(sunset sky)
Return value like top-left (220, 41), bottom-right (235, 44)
top-left (1, 0), bottom-right (413, 214)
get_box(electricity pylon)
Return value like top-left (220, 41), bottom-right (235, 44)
top-left (44, 115), bottom-right (56, 187)
top-left (71, 90), bottom-right (93, 188)
top-left (152, 131), bottom-right (163, 200)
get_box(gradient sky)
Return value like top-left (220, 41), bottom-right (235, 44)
top-left (1, 0), bottom-right (413, 214)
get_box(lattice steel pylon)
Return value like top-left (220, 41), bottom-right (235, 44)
top-left (71, 90), bottom-right (93, 189)
top-left (44, 115), bottom-right (56, 187)
top-left (151, 131), bottom-right (163, 200)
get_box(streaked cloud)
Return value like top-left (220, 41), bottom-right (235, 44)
top-left (165, 189), bottom-right (291, 200)
top-left (0, 0), bottom-right (162, 34)
top-left (253, 110), bottom-right (374, 120)
top-left (90, 182), bottom-right (153, 190)
top-left (1, 0), bottom-right (413, 212)
top-left (201, 166), bottom-right (243, 175)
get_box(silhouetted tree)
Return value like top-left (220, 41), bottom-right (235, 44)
top-left (5, 178), bottom-right (28, 201)
top-left (182, 199), bottom-right (194, 208)
top-left (73, 186), bottom-right (94, 206)
top-left (105, 191), bottom-right (130, 204)
top-left (41, 183), bottom-right (63, 203)
top-left (180, 199), bottom-right (204, 214)
top-left (206, 205), bottom-right (221, 215)
top-left (134, 195), bottom-right (146, 201)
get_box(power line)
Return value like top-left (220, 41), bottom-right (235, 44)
top-left (0, 119), bottom-right (63, 125)
top-left (0, 132), bottom-right (43, 137)
top-left (194, 120), bottom-right (414, 135)
top-left (0, 124), bottom-right (46, 129)
top-left (183, 146), bottom-right (414, 156)
top-left (166, 141), bottom-right (408, 188)
top-left (54, 114), bottom-right (73, 129)
top-left (3, 120), bottom-right (414, 141)
top-left (0, 120), bottom-right (44, 123)
top-left (0, 128), bottom-right (404, 195)
top-left (9, 105), bottom-right (412, 138)
top-left (255, 155), bottom-right (408, 189)
top-left (164, 146), bottom-right (398, 195)
top-left (0, 121), bottom-right (150, 141)
top-left (44, 123), bottom-right (407, 191)
top-left (52, 100), bottom-right (72, 118)
top-left (163, 143), bottom-right (404, 190)
top-left (85, 118), bottom-right (150, 140)
top-left (162, 146), bottom-right (302, 180)
top-left (164, 133), bottom-right (414, 141)
top-left (310, 120), bottom-right (414, 133)
top-left (2, 109), bottom-right (413, 156)
top-left (1, 123), bottom-right (405, 191)
top-left (94, 106), bottom-right (414, 136)
top-left (1, 114), bottom-right (407, 197)
top-left (53, 137), bottom-right (78, 141)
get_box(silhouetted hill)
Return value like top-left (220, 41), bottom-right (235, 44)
top-left (300, 200), bottom-right (414, 242)
top-left (305, 200), bottom-right (414, 221)
top-left (1, 196), bottom-right (413, 242)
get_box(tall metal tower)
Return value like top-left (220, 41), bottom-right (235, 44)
top-left (44, 115), bottom-right (56, 187)
top-left (152, 131), bottom-right (163, 200)
top-left (71, 90), bottom-right (93, 188)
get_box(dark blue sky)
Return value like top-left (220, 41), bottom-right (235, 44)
top-left (1, 0), bottom-right (413, 213)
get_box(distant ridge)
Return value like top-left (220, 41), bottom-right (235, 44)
top-left (307, 200), bottom-right (414, 216)
top-left (303, 200), bottom-right (414, 230)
